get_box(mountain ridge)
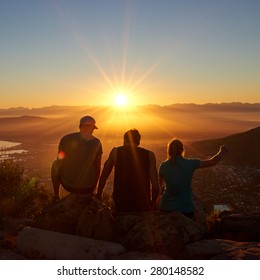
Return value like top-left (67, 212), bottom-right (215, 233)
top-left (188, 126), bottom-right (260, 168)
top-left (1, 102), bottom-right (260, 116)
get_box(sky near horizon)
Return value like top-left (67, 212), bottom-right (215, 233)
top-left (1, 0), bottom-right (260, 108)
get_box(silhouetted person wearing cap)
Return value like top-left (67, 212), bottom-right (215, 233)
top-left (51, 116), bottom-right (102, 202)
top-left (96, 129), bottom-right (159, 213)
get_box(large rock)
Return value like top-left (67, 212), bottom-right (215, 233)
top-left (77, 206), bottom-right (113, 241)
top-left (33, 195), bottom-right (114, 241)
top-left (30, 192), bottom-right (207, 259)
top-left (186, 239), bottom-right (260, 260)
top-left (16, 227), bottom-right (125, 260)
top-left (113, 211), bottom-right (205, 259)
top-left (218, 212), bottom-right (260, 242)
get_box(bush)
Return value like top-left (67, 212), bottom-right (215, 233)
top-left (13, 178), bottom-right (52, 219)
top-left (0, 159), bottom-right (23, 198)
top-left (0, 159), bottom-right (51, 219)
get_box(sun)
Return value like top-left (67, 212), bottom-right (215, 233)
top-left (114, 93), bottom-right (128, 107)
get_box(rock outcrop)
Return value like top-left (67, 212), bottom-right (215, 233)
top-left (218, 212), bottom-right (260, 242)
top-left (113, 211), bottom-right (205, 259)
top-left (2, 192), bottom-right (260, 260)
top-left (32, 195), bottom-right (207, 259)
top-left (33, 195), bottom-right (114, 241)
top-left (16, 227), bottom-right (125, 260)
top-left (186, 239), bottom-right (260, 260)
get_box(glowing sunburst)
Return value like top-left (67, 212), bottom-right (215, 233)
top-left (114, 93), bottom-right (128, 107)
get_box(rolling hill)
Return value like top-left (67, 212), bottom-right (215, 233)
top-left (188, 126), bottom-right (260, 168)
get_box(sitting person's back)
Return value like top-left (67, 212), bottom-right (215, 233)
top-left (96, 129), bottom-right (159, 213)
top-left (51, 116), bottom-right (102, 201)
top-left (57, 132), bottom-right (101, 193)
top-left (113, 145), bottom-right (151, 212)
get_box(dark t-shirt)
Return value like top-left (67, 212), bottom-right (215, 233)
top-left (113, 146), bottom-right (151, 212)
top-left (58, 132), bottom-right (102, 193)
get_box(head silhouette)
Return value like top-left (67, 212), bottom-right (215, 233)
top-left (123, 129), bottom-right (141, 146)
top-left (167, 138), bottom-right (184, 160)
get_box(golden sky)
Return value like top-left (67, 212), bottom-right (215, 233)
top-left (1, 1), bottom-right (260, 108)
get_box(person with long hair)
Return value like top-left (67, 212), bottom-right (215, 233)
top-left (159, 138), bottom-right (228, 219)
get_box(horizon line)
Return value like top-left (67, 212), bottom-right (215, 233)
top-left (1, 101), bottom-right (260, 110)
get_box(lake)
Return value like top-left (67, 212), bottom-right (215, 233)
top-left (0, 140), bottom-right (27, 159)
top-left (0, 140), bottom-right (21, 148)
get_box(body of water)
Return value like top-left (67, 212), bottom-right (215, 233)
top-left (0, 140), bottom-right (21, 148)
top-left (0, 140), bottom-right (27, 159)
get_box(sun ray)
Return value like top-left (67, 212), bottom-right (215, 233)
top-left (55, 1), bottom-right (169, 108)
top-left (54, 2), bottom-right (117, 93)
top-left (121, 1), bottom-right (135, 88)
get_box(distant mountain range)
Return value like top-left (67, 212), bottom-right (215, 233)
top-left (0, 115), bottom-right (47, 123)
top-left (0, 102), bottom-right (260, 116)
top-left (0, 103), bottom-right (259, 148)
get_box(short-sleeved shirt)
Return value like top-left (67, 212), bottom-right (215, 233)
top-left (58, 132), bottom-right (102, 193)
top-left (159, 156), bottom-right (200, 213)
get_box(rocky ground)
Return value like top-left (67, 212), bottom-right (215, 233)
top-left (1, 195), bottom-right (260, 260)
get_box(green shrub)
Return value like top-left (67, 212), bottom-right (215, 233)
top-left (0, 159), bottom-right (51, 219)
top-left (0, 159), bottom-right (23, 198)
top-left (12, 177), bottom-right (51, 219)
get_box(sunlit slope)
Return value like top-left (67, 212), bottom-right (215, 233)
top-left (187, 126), bottom-right (260, 168)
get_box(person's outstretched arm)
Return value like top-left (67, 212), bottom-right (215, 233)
top-left (149, 151), bottom-right (159, 208)
top-left (96, 148), bottom-right (117, 198)
top-left (199, 145), bottom-right (228, 168)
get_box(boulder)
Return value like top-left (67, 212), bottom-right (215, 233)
top-left (33, 195), bottom-right (114, 241)
top-left (77, 206), bottom-right (113, 241)
top-left (16, 227), bottom-right (125, 260)
top-left (32, 195), bottom-right (85, 235)
top-left (186, 239), bottom-right (260, 260)
top-left (218, 212), bottom-right (260, 242)
top-left (113, 211), bottom-right (205, 259)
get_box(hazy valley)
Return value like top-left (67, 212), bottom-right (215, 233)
top-left (1, 103), bottom-right (260, 213)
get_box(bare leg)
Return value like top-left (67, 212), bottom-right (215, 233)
top-left (51, 160), bottom-right (61, 200)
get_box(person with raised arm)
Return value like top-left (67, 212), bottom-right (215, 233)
top-left (159, 138), bottom-right (228, 218)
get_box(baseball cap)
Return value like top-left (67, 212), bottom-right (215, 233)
top-left (79, 116), bottom-right (98, 129)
